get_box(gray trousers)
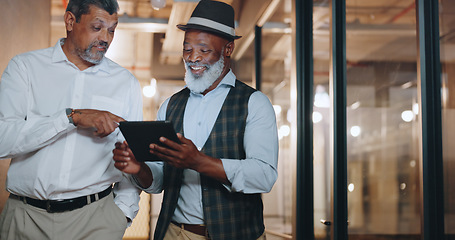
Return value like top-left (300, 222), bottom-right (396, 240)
top-left (0, 193), bottom-right (127, 240)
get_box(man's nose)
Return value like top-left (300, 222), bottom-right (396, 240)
top-left (98, 29), bottom-right (110, 43)
top-left (186, 52), bottom-right (202, 63)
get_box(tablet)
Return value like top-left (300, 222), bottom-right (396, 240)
top-left (118, 121), bottom-right (180, 161)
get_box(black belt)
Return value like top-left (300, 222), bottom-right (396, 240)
top-left (10, 187), bottom-right (112, 213)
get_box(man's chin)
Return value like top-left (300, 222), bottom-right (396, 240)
top-left (90, 53), bottom-right (106, 63)
top-left (187, 71), bottom-right (203, 79)
top-left (83, 56), bottom-right (103, 65)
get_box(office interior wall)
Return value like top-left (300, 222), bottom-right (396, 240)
top-left (0, 0), bottom-right (51, 213)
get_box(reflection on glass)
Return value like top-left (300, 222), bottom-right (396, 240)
top-left (345, 0), bottom-right (421, 239)
top-left (312, 1), bottom-right (422, 239)
top-left (440, 0), bottom-right (455, 238)
top-left (313, 0), bottom-right (331, 238)
top-left (257, 0), bottom-right (293, 238)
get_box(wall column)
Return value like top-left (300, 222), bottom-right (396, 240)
top-left (0, 0), bottom-right (51, 213)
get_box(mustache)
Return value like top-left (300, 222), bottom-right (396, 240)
top-left (185, 62), bottom-right (209, 68)
top-left (90, 41), bottom-right (109, 50)
top-left (97, 41), bottom-right (108, 47)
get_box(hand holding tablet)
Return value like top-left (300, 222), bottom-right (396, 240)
top-left (118, 121), bottom-right (180, 161)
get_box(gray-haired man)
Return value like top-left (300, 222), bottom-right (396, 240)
top-left (0, 0), bottom-right (142, 239)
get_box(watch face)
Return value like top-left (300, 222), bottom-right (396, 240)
top-left (66, 108), bottom-right (75, 125)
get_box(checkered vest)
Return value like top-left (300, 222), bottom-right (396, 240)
top-left (153, 80), bottom-right (265, 240)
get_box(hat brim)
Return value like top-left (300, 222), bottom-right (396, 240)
top-left (177, 24), bottom-right (242, 40)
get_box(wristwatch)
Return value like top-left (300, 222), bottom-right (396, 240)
top-left (66, 108), bottom-right (75, 126)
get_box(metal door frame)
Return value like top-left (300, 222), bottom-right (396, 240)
top-left (293, 0), bottom-right (445, 239)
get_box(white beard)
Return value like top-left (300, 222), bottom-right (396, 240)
top-left (184, 55), bottom-right (225, 94)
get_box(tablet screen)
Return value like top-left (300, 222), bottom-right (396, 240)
top-left (118, 121), bottom-right (180, 161)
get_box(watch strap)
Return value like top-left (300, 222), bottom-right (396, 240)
top-left (66, 108), bottom-right (75, 125)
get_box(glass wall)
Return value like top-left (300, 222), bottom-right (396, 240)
top-left (440, 0), bottom-right (455, 239)
top-left (313, 0), bottom-right (331, 239)
top-left (344, 1), bottom-right (421, 239)
top-left (310, 1), bottom-right (424, 239)
top-left (269, 0), bottom-right (448, 239)
top-left (268, 0), bottom-right (450, 239)
top-left (245, 1), bottom-right (294, 239)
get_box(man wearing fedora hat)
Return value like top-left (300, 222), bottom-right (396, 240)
top-left (113, 1), bottom-right (278, 239)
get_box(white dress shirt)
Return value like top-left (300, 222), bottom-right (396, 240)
top-left (139, 71), bottom-right (279, 224)
top-left (0, 39), bottom-right (143, 220)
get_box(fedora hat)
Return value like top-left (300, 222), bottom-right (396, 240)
top-left (177, 0), bottom-right (241, 40)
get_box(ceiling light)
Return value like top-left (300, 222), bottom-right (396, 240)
top-left (350, 126), bottom-right (361, 137)
top-left (143, 78), bottom-right (157, 98)
top-left (412, 103), bottom-right (419, 115)
top-left (350, 101), bottom-right (360, 110)
top-left (151, 0), bottom-right (166, 10)
top-left (273, 105), bottom-right (282, 116)
top-left (401, 110), bottom-right (414, 122)
top-left (312, 111), bottom-right (323, 123)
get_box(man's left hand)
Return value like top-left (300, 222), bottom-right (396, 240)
top-left (150, 133), bottom-right (229, 183)
top-left (149, 133), bottom-right (203, 170)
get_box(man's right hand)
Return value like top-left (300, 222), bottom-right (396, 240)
top-left (113, 141), bottom-right (153, 188)
top-left (113, 141), bottom-right (141, 174)
top-left (71, 109), bottom-right (124, 137)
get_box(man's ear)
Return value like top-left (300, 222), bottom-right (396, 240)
top-left (64, 11), bottom-right (76, 32)
top-left (224, 41), bottom-right (235, 57)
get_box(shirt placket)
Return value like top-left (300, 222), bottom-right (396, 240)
top-left (56, 71), bottom-right (85, 198)
top-left (196, 97), bottom-right (207, 151)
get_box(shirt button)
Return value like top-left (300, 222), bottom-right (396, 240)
top-left (197, 147), bottom-right (202, 151)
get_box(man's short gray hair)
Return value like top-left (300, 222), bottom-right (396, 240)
top-left (66, 0), bottom-right (119, 22)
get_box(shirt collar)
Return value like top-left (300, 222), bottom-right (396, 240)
top-left (51, 38), bottom-right (110, 73)
top-left (221, 70), bottom-right (236, 88)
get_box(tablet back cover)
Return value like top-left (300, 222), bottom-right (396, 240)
top-left (118, 121), bottom-right (179, 161)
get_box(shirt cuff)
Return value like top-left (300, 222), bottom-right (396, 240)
top-left (220, 158), bottom-right (243, 192)
top-left (129, 162), bottom-right (163, 193)
top-left (116, 204), bottom-right (135, 227)
top-left (53, 109), bottom-right (76, 132)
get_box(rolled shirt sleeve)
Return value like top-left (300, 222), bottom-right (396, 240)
top-left (221, 91), bottom-right (279, 193)
top-left (129, 161), bottom-right (164, 194)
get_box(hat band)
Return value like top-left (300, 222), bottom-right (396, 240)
top-left (187, 17), bottom-right (235, 37)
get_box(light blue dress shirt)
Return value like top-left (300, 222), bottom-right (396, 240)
top-left (142, 70), bottom-right (278, 224)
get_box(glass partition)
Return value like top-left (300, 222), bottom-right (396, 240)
top-left (345, 1), bottom-right (421, 239)
top-left (439, 0), bottom-right (455, 238)
top-left (313, 0), bottom-right (331, 239)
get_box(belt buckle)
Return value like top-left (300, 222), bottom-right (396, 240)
top-left (46, 201), bottom-right (53, 213)
top-left (46, 201), bottom-right (57, 213)
top-left (46, 201), bottom-right (51, 213)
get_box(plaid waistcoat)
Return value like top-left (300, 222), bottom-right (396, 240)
top-left (153, 80), bottom-right (265, 240)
